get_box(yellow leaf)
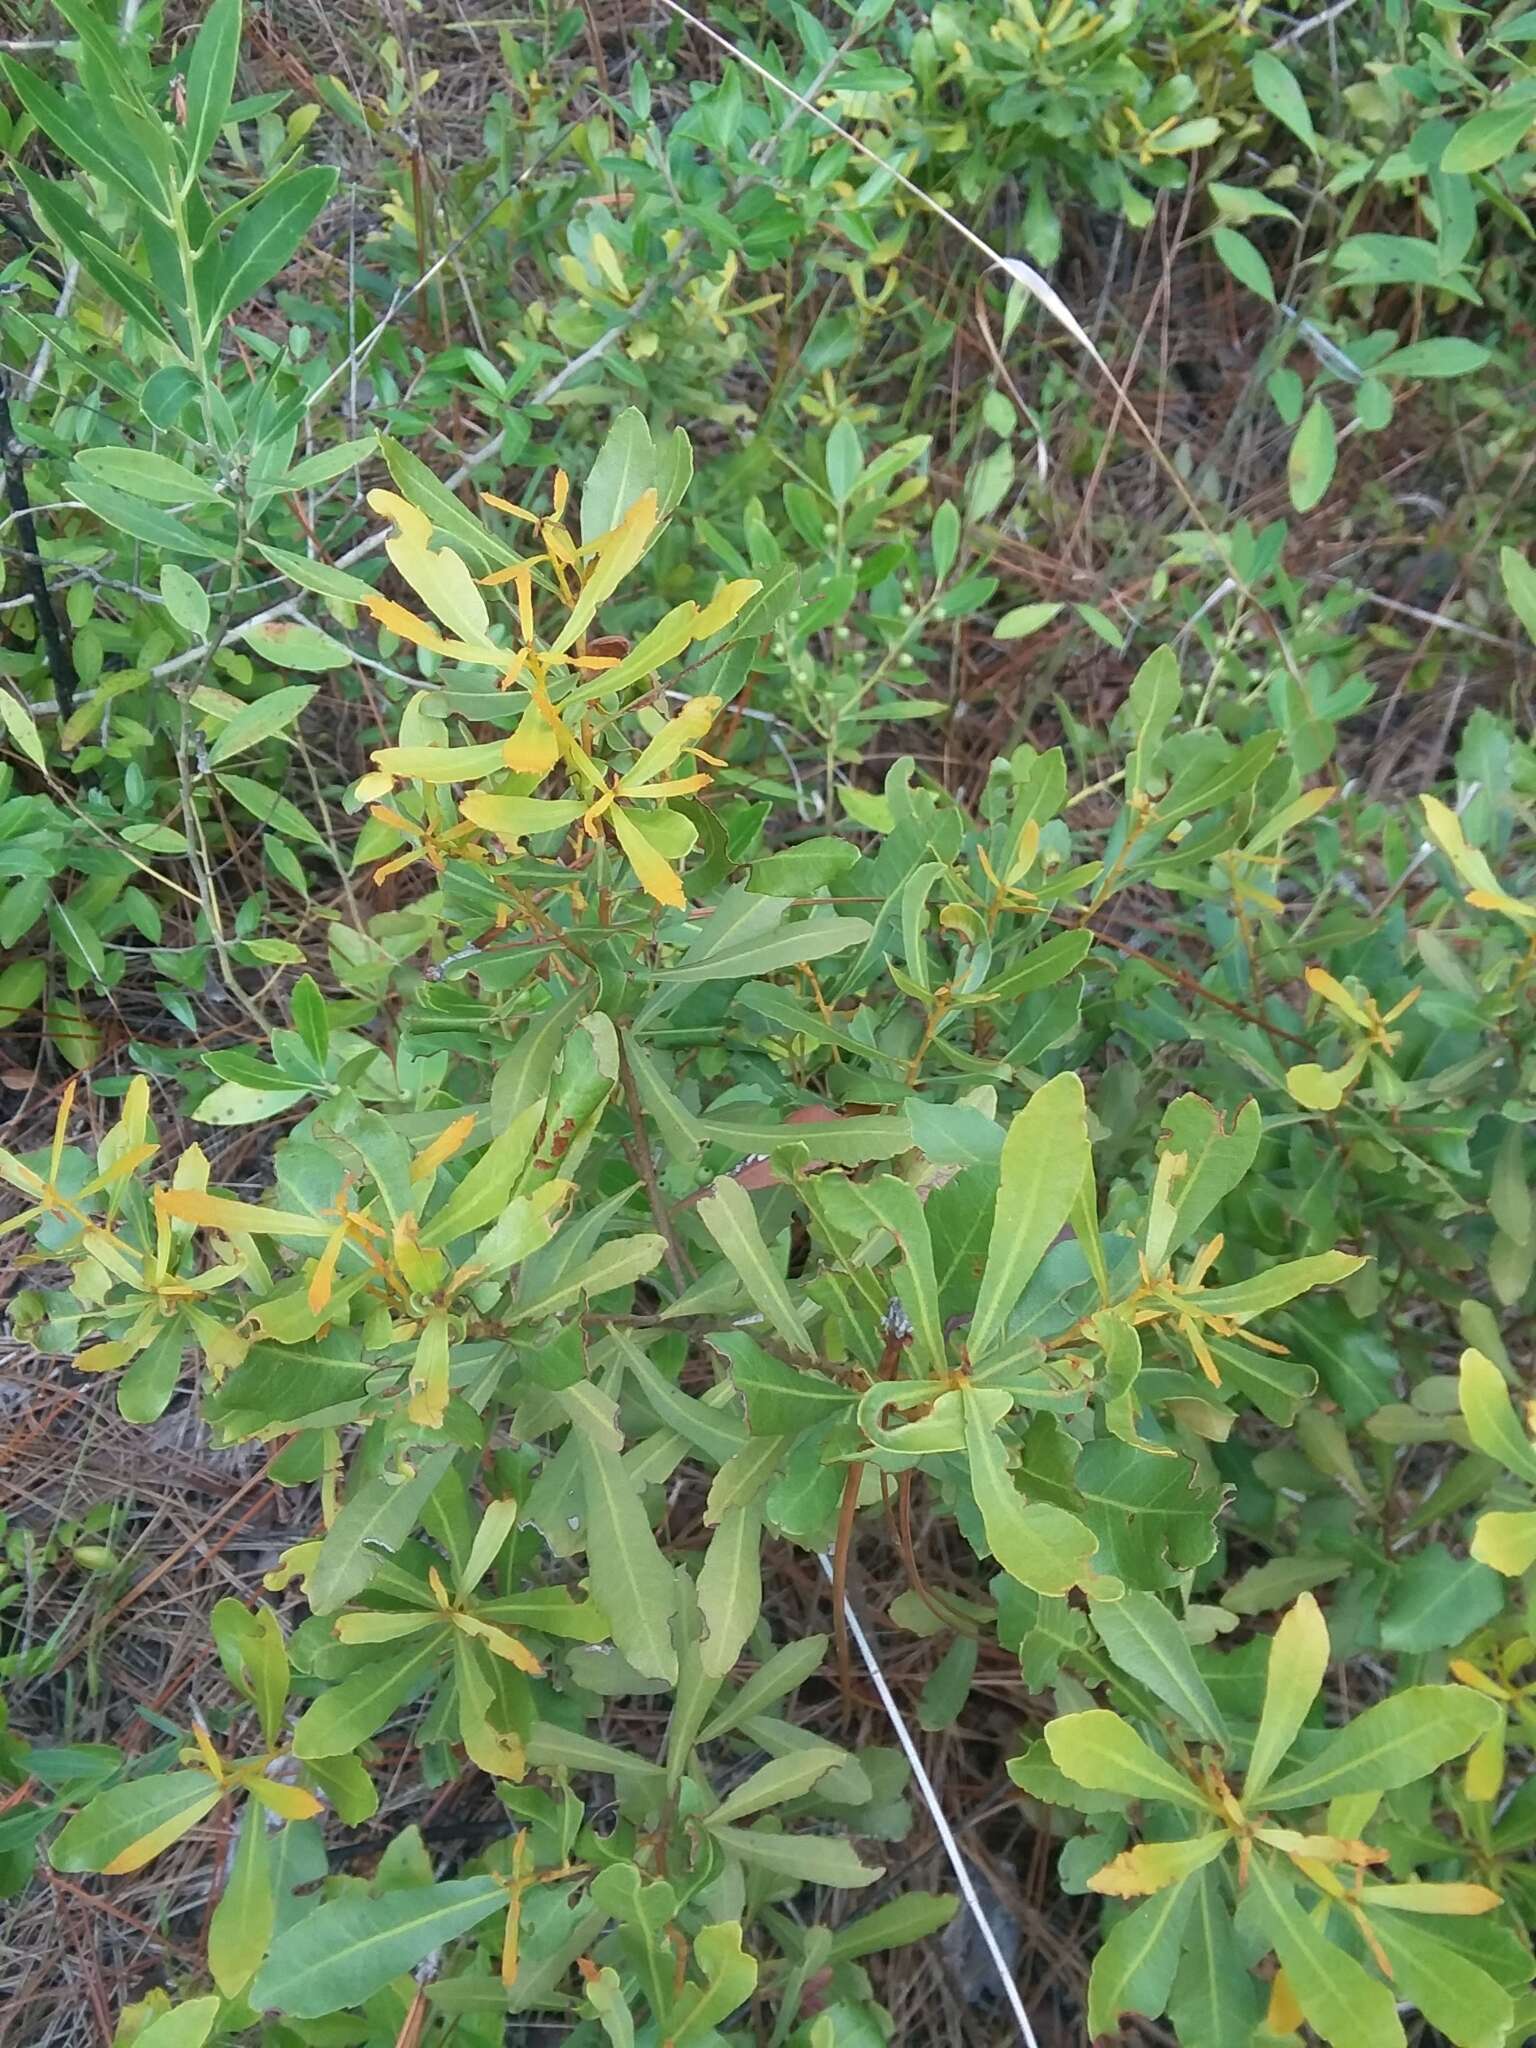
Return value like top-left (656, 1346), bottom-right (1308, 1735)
top-left (551, 491), bottom-right (658, 655)
top-left (372, 741), bottom-right (508, 785)
top-left (1267, 1968), bottom-right (1304, 2034)
top-left (690, 577), bottom-right (761, 637)
top-left (1254, 1826), bottom-right (1387, 1867)
top-left (412, 1113), bottom-right (477, 1182)
top-left (459, 793), bottom-right (586, 841)
top-left (609, 804), bottom-right (685, 908)
top-left (502, 700), bottom-right (561, 776)
top-left (245, 1777), bottom-right (325, 1822)
top-left (456, 1613), bottom-right (544, 1675)
top-left (1086, 1832), bottom-right (1227, 1897)
top-left (307, 1220), bottom-right (347, 1314)
top-left (1471, 1509), bottom-right (1536, 1576)
top-left (366, 595), bottom-right (455, 655)
top-left (1464, 1720), bottom-right (1506, 1804)
top-left (101, 1782), bottom-right (222, 1875)
top-left (156, 1189), bottom-right (331, 1240)
top-left (1358, 1881), bottom-right (1501, 1916)
top-left (75, 1340), bottom-right (141, 1374)
top-left (619, 695), bottom-right (721, 793)
top-left (1305, 967), bottom-right (1370, 1027)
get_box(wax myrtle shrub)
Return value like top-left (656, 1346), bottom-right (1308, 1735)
top-left (4, 400), bottom-right (1536, 2044)
top-left (3, 1), bottom-right (1536, 2044)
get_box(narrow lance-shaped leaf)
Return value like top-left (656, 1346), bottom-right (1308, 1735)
top-left (696, 1500), bottom-right (762, 1680)
top-left (1260, 1685), bottom-right (1499, 1809)
top-left (1044, 1711), bottom-right (1209, 1812)
top-left (50, 1772), bottom-right (222, 1876)
top-left (969, 1071), bottom-right (1088, 1361)
top-left (250, 1877), bottom-right (506, 2017)
top-left (1086, 1872), bottom-right (1199, 2039)
top-left (1248, 1856), bottom-right (1404, 2048)
top-left (695, 1174), bottom-right (813, 1355)
top-left (577, 1431), bottom-right (678, 1683)
top-left (1459, 1346), bottom-right (1536, 1482)
top-left (962, 1387), bottom-right (1098, 1596)
top-left (1089, 1592), bottom-right (1227, 1745)
top-left (1245, 1592), bottom-right (1329, 1802)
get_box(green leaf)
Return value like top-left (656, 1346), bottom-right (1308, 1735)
top-left (1245, 1592), bottom-right (1328, 1802)
top-left (1089, 1593), bottom-right (1226, 1744)
top-left (309, 1448), bottom-right (457, 1615)
top-left (1147, 1095), bottom-right (1262, 1265)
top-left (208, 1805), bottom-right (274, 1997)
top-left (1368, 1915), bottom-right (1514, 2048)
top-left (826, 417), bottom-right (863, 504)
top-left (0, 58), bottom-right (154, 210)
top-left (964, 1391), bottom-right (1099, 1596)
top-left (969, 1072), bottom-right (1088, 1361)
top-left (1212, 226), bottom-right (1276, 304)
top-left (1381, 1544), bottom-right (1504, 1652)
top-left (697, 1501), bottom-right (763, 1680)
top-left (72, 477), bottom-right (235, 559)
top-left (746, 836), bottom-right (860, 896)
top-left (709, 1748), bottom-right (839, 1825)
top-left (1441, 97), bottom-right (1536, 174)
top-left (208, 165), bottom-right (339, 328)
top-left (134, 1998), bottom-right (223, 2048)
top-left (291, 1629), bottom-right (445, 1759)
top-left (656, 910), bottom-right (872, 984)
top-left (251, 1876), bottom-right (505, 2017)
top-left (1195, 1250), bottom-right (1363, 1319)
top-left (241, 620), bottom-right (353, 671)
top-left (696, 1175), bottom-right (814, 1355)
top-left (1250, 51), bottom-right (1317, 151)
top-left (818, 1174), bottom-right (945, 1373)
top-left (824, 1892), bottom-right (958, 1963)
top-left (699, 1637), bottom-right (828, 1742)
top-left (1288, 402), bottom-right (1337, 514)
top-left (159, 564), bottom-right (211, 637)
top-left (706, 1822), bottom-right (881, 1888)
top-left (73, 447), bottom-right (220, 505)
top-left (931, 499), bottom-right (960, 581)
top-left (14, 165), bottom-right (174, 340)
top-left (1260, 1686), bottom-right (1499, 1809)
top-left (1460, 1346), bottom-right (1536, 1482)
top-left (581, 408), bottom-right (655, 544)
top-left (1249, 1858), bottom-right (1404, 2048)
top-left (1127, 645), bottom-right (1180, 798)
top-left (1086, 1873), bottom-right (1198, 2039)
top-left (578, 1432), bottom-right (678, 1682)
top-left (1045, 1711), bottom-right (1207, 1810)
top-left (215, 769), bottom-right (327, 845)
top-left (208, 685), bottom-right (317, 765)
top-left (994, 601), bottom-right (1063, 640)
top-left (50, 1771), bottom-right (221, 1875)
top-left (1378, 339), bottom-right (1492, 379)
top-left (182, 0), bottom-right (241, 175)
top-left (1169, 1868), bottom-right (1264, 2048)
top-left (0, 690), bottom-right (47, 771)
top-left (1500, 547), bottom-right (1536, 645)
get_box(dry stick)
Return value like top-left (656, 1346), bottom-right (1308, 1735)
top-left (817, 1553), bottom-right (1043, 2048)
top-left (656, 0), bottom-right (1303, 686)
top-left (0, 367), bottom-right (79, 722)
